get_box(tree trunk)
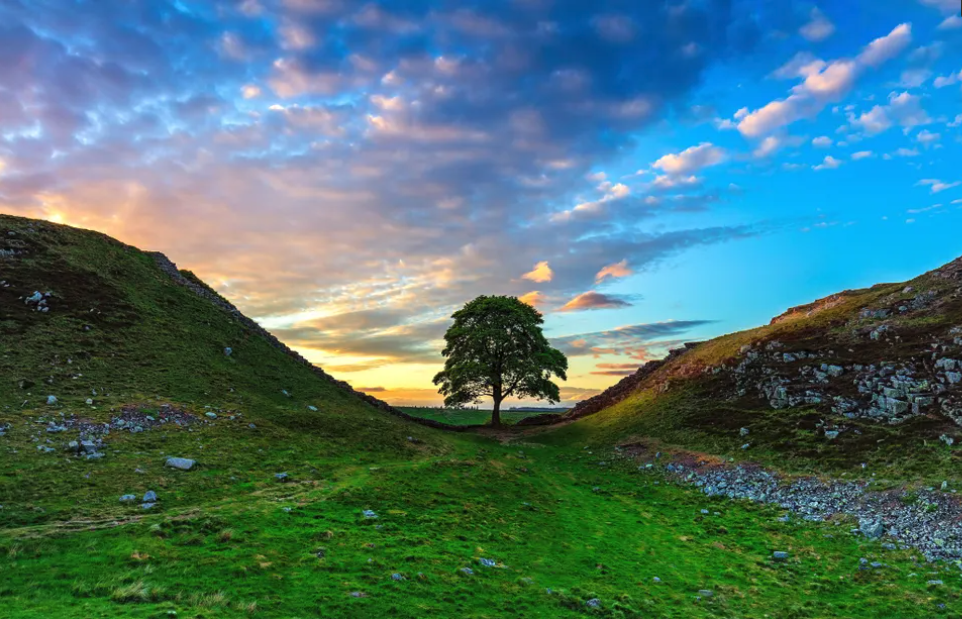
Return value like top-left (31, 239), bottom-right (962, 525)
top-left (491, 397), bottom-right (502, 428)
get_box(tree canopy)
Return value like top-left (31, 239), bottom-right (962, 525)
top-left (433, 295), bottom-right (567, 427)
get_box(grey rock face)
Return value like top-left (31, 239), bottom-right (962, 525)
top-left (859, 519), bottom-right (885, 539)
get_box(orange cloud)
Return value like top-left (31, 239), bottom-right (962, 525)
top-left (559, 291), bottom-right (632, 312)
top-left (595, 259), bottom-right (632, 283)
top-left (521, 260), bottom-right (553, 283)
top-left (518, 291), bottom-right (546, 307)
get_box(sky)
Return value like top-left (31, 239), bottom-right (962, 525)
top-left (1, 0), bottom-right (961, 407)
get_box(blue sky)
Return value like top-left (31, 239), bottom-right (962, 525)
top-left (1, 0), bottom-right (960, 405)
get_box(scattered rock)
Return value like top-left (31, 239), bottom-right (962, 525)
top-left (275, 472), bottom-right (289, 482)
top-left (224, 347), bottom-right (232, 356)
top-left (143, 490), bottom-right (157, 503)
top-left (46, 395), bottom-right (57, 405)
top-left (773, 551), bottom-right (789, 561)
top-left (119, 494), bottom-right (137, 503)
top-left (585, 598), bottom-right (601, 608)
top-left (698, 590), bottom-right (714, 598)
top-left (739, 427), bottom-right (750, 437)
top-left (362, 509), bottom-right (378, 519)
top-left (165, 457), bottom-right (196, 471)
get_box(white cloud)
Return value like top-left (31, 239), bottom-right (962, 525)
top-left (851, 106), bottom-right (892, 135)
top-left (899, 68), bottom-right (930, 88)
top-left (241, 84), bottom-right (262, 99)
top-left (850, 91), bottom-right (930, 135)
top-left (800, 8), bottom-right (836, 42)
top-left (950, 114), bottom-right (962, 128)
top-left (857, 23), bottom-right (912, 67)
top-left (734, 107), bottom-right (749, 120)
top-left (737, 24), bottom-right (911, 138)
top-left (813, 155), bottom-right (842, 171)
top-left (753, 135), bottom-right (782, 158)
top-left (652, 175), bottom-right (700, 190)
top-left (652, 143), bottom-right (726, 175)
top-left (934, 70), bottom-right (961, 88)
top-left (812, 136), bottom-right (833, 148)
top-left (939, 15), bottom-right (962, 30)
top-left (916, 129), bottom-right (940, 145)
top-left (918, 179), bottom-right (961, 193)
top-left (851, 150), bottom-right (874, 160)
top-left (919, 0), bottom-right (959, 14)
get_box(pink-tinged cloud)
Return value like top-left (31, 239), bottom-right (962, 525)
top-left (559, 291), bottom-right (632, 312)
top-left (595, 259), bottom-right (633, 283)
top-left (521, 261), bottom-right (554, 283)
top-left (518, 291), bottom-right (547, 307)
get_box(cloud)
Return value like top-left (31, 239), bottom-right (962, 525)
top-left (652, 175), bottom-right (700, 191)
top-left (813, 155), bottom-right (842, 171)
top-left (518, 291), bottom-right (547, 307)
top-left (950, 115), bottom-right (962, 128)
top-left (939, 15), bottom-right (962, 30)
top-left (851, 150), bottom-right (874, 160)
top-left (559, 291), bottom-right (632, 312)
top-left (738, 24), bottom-right (911, 139)
top-left (652, 143), bottom-right (726, 175)
top-left (595, 259), bottom-right (633, 284)
top-left (934, 70), bottom-right (961, 88)
top-left (916, 129), bottom-right (940, 145)
top-left (917, 179), bottom-right (961, 194)
top-left (552, 320), bottom-right (713, 360)
top-left (849, 91), bottom-right (930, 135)
top-left (0, 0), bottom-right (773, 394)
top-left (521, 261), bottom-right (554, 283)
top-left (919, 0), bottom-right (959, 14)
top-left (812, 136), bottom-right (833, 148)
top-left (753, 135), bottom-right (783, 158)
top-left (800, 8), bottom-right (835, 42)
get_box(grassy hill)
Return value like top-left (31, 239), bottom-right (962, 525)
top-left (536, 255), bottom-right (962, 484)
top-left (0, 215), bottom-right (958, 618)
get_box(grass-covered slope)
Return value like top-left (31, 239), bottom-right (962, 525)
top-left (538, 256), bottom-right (962, 483)
top-left (1, 215), bottom-right (958, 617)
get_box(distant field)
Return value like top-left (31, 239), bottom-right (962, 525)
top-left (399, 407), bottom-right (566, 426)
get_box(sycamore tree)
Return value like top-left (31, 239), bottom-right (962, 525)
top-left (433, 295), bottom-right (568, 427)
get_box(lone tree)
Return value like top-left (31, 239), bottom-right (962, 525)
top-left (433, 295), bottom-right (568, 427)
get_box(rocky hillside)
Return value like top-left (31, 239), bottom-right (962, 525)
top-left (542, 255), bottom-right (962, 476)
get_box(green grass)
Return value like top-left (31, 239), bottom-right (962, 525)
top-left (399, 407), bottom-right (559, 426)
top-left (1, 215), bottom-right (960, 617)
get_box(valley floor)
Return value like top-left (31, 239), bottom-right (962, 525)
top-left (1, 405), bottom-right (958, 619)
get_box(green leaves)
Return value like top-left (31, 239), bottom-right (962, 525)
top-left (433, 296), bottom-right (567, 425)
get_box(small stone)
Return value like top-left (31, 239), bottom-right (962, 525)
top-left (143, 490), bottom-right (157, 503)
top-left (859, 519), bottom-right (885, 539)
top-left (652, 577), bottom-right (661, 583)
top-left (307, 405), bottom-right (318, 412)
top-left (773, 551), bottom-right (789, 561)
top-left (479, 558), bottom-right (497, 568)
top-left (391, 573), bottom-right (404, 581)
top-left (741, 443), bottom-right (750, 450)
top-left (46, 395), bottom-right (57, 405)
top-left (142, 503), bottom-right (155, 510)
top-left (698, 590), bottom-right (714, 598)
top-left (85, 398), bottom-right (93, 405)
top-left (739, 427), bottom-right (750, 437)
top-left (205, 412), bottom-right (217, 419)
top-left (927, 580), bottom-right (944, 586)
top-left (224, 347), bottom-right (232, 356)
top-left (350, 591), bottom-right (366, 598)
top-left (585, 598), bottom-right (601, 608)
top-left (166, 457), bottom-right (196, 471)
top-left (119, 494), bottom-right (137, 503)
top-left (825, 430), bottom-right (839, 440)
top-left (275, 472), bottom-right (289, 481)
top-left (460, 567), bottom-right (473, 575)
top-left (362, 509), bottom-right (378, 519)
